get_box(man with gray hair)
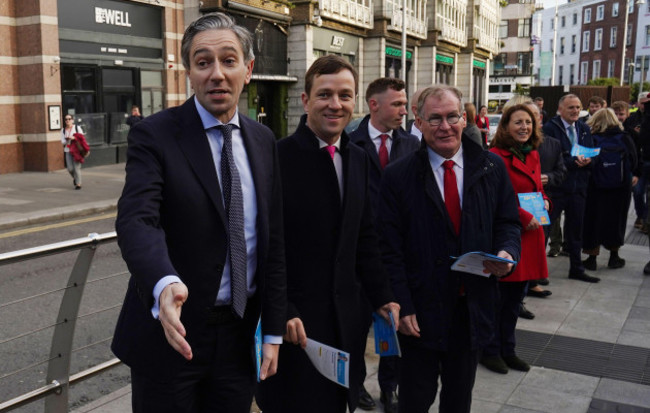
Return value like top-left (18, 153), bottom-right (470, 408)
top-left (378, 85), bottom-right (521, 412)
top-left (112, 12), bottom-right (287, 412)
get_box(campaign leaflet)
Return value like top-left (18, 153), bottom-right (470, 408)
top-left (518, 192), bottom-right (551, 226)
top-left (571, 144), bottom-right (600, 157)
top-left (450, 252), bottom-right (517, 277)
top-left (304, 338), bottom-right (350, 388)
top-left (372, 312), bottom-right (401, 357)
top-left (255, 317), bottom-right (262, 382)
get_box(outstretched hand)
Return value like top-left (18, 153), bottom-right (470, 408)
top-left (159, 282), bottom-right (192, 360)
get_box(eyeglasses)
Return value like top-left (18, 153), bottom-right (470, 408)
top-left (424, 114), bottom-right (461, 127)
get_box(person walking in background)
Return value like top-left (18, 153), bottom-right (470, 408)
top-left (349, 77), bottom-right (419, 413)
top-left (126, 105), bottom-right (144, 128)
top-left (543, 94), bottom-right (600, 283)
top-left (61, 115), bottom-right (88, 190)
top-left (111, 13), bottom-right (287, 413)
top-left (582, 109), bottom-right (638, 271)
top-left (638, 97), bottom-right (650, 275)
top-left (463, 102), bottom-right (486, 149)
top-left (626, 93), bottom-right (650, 232)
top-left (481, 104), bottom-right (549, 374)
top-left (378, 86), bottom-right (521, 413)
top-left (476, 104), bottom-right (490, 146)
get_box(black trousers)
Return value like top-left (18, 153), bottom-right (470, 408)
top-left (549, 190), bottom-right (587, 274)
top-left (131, 311), bottom-right (257, 413)
top-left (398, 299), bottom-right (478, 413)
top-left (482, 281), bottom-right (527, 358)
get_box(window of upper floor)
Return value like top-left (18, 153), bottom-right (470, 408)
top-left (518, 18), bottom-right (530, 37)
top-left (573, 13), bottom-right (578, 25)
top-left (593, 60), bottom-right (601, 80)
top-left (583, 31), bottom-right (591, 52)
top-left (596, 5), bottom-right (604, 21)
top-left (572, 35), bottom-right (577, 53)
top-left (561, 16), bottom-right (565, 28)
top-left (550, 18), bottom-right (554, 30)
top-left (610, 26), bottom-right (617, 48)
top-left (646, 25), bottom-right (650, 46)
top-left (499, 20), bottom-right (508, 38)
top-left (628, 24), bottom-right (634, 45)
top-left (560, 37), bottom-right (565, 54)
top-left (584, 8), bottom-right (592, 23)
top-left (612, 2), bottom-right (619, 17)
top-left (595, 28), bottom-right (603, 50)
top-left (580, 61), bottom-right (589, 84)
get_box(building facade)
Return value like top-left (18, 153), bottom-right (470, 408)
top-left (488, 0), bottom-right (541, 112)
top-left (1, 0), bottom-right (502, 174)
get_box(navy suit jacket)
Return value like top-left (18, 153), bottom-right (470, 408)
top-left (349, 115), bottom-right (419, 214)
top-left (378, 139), bottom-right (521, 351)
top-left (112, 98), bottom-right (286, 380)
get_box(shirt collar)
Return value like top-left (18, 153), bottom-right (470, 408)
top-left (194, 96), bottom-right (241, 130)
top-left (316, 135), bottom-right (342, 151)
top-left (368, 120), bottom-right (392, 141)
top-left (561, 117), bottom-right (574, 130)
top-left (427, 144), bottom-right (464, 172)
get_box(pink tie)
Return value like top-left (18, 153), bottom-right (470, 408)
top-left (325, 145), bottom-right (336, 159)
top-left (379, 134), bottom-right (389, 169)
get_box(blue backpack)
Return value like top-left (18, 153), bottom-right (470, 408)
top-left (591, 133), bottom-right (630, 188)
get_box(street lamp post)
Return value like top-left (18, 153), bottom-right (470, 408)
top-left (620, 0), bottom-right (646, 86)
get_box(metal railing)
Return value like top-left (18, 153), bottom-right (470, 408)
top-left (0, 232), bottom-right (123, 413)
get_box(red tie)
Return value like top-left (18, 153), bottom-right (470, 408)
top-left (379, 134), bottom-right (389, 169)
top-left (443, 160), bottom-right (461, 235)
top-left (325, 145), bottom-right (336, 159)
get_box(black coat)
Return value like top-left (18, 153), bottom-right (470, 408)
top-left (378, 139), bottom-right (521, 351)
top-left (258, 115), bottom-right (394, 412)
top-left (349, 114), bottom-right (420, 214)
top-left (112, 98), bottom-right (287, 380)
top-left (542, 115), bottom-right (595, 192)
top-left (537, 134), bottom-right (567, 191)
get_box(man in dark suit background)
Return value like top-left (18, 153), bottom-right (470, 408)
top-left (256, 55), bottom-right (400, 413)
top-left (543, 93), bottom-right (599, 283)
top-left (378, 86), bottom-right (521, 413)
top-left (349, 77), bottom-right (418, 412)
top-left (112, 13), bottom-right (286, 413)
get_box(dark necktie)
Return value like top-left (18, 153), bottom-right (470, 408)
top-left (379, 134), bottom-right (390, 169)
top-left (443, 160), bottom-right (461, 235)
top-left (219, 124), bottom-right (247, 318)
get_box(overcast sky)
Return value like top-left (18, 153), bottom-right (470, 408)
top-left (542, 0), bottom-right (568, 9)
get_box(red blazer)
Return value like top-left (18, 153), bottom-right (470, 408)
top-left (69, 133), bottom-right (90, 163)
top-left (490, 147), bottom-right (549, 282)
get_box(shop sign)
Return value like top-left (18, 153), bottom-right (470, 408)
top-left (95, 7), bottom-right (132, 28)
top-left (386, 47), bottom-right (412, 60)
top-left (436, 54), bottom-right (453, 65)
top-left (473, 59), bottom-right (486, 69)
top-left (313, 27), bottom-right (358, 55)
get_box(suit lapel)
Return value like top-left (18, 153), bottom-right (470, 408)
top-left (239, 115), bottom-right (268, 217)
top-left (175, 99), bottom-right (227, 226)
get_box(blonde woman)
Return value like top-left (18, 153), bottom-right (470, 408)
top-left (582, 109), bottom-right (638, 270)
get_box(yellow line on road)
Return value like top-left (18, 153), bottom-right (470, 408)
top-left (0, 212), bottom-right (117, 239)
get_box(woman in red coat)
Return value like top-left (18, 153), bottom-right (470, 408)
top-left (481, 104), bottom-right (549, 374)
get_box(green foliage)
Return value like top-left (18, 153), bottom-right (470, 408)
top-left (631, 82), bottom-right (650, 102)
top-left (586, 77), bottom-right (621, 86)
top-left (514, 83), bottom-right (530, 96)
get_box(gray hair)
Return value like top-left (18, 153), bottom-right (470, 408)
top-left (558, 93), bottom-right (581, 107)
top-left (417, 86), bottom-right (464, 118)
top-left (181, 12), bottom-right (255, 70)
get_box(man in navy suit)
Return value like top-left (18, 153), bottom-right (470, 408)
top-left (349, 77), bottom-right (419, 412)
top-left (378, 86), bottom-right (521, 413)
top-left (112, 13), bottom-right (286, 413)
top-left (543, 93), bottom-right (599, 283)
top-left (256, 55), bottom-right (400, 413)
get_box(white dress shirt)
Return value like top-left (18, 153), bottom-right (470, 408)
top-left (316, 136), bottom-right (344, 196)
top-left (427, 145), bottom-right (465, 207)
top-left (368, 121), bottom-right (393, 156)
